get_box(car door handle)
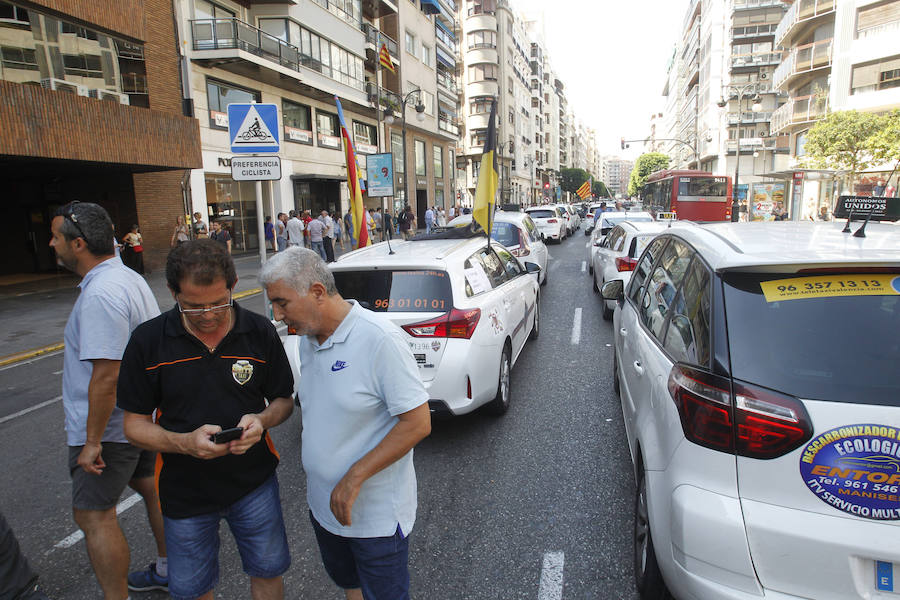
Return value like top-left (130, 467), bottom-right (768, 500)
top-left (633, 361), bottom-right (644, 376)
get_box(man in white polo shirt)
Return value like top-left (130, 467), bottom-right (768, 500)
top-left (259, 247), bottom-right (431, 600)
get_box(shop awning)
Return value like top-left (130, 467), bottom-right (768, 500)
top-left (436, 47), bottom-right (455, 68)
top-left (420, 0), bottom-right (441, 14)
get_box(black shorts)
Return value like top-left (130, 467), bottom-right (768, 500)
top-left (68, 443), bottom-right (156, 511)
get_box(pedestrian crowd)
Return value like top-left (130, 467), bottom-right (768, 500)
top-left (2, 201), bottom-right (432, 600)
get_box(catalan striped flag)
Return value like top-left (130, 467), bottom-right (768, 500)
top-left (576, 177), bottom-right (592, 200)
top-left (335, 96), bottom-right (369, 249)
top-left (379, 43), bottom-right (395, 74)
top-left (473, 98), bottom-right (499, 236)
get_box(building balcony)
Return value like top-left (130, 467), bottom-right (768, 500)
top-left (435, 22), bottom-right (457, 55)
top-left (436, 70), bottom-right (457, 95)
top-left (366, 81), bottom-right (401, 112)
top-left (728, 110), bottom-right (773, 125)
top-left (731, 23), bottom-right (778, 40)
top-left (731, 51), bottom-right (782, 69)
top-left (361, 0), bottom-right (398, 21)
top-left (773, 38), bottom-right (832, 90)
top-left (733, 0), bottom-right (783, 10)
top-left (770, 92), bottom-right (827, 133)
top-left (774, 0), bottom-right (834, 49)
top-left (438, 113), bottom-right (459, 137)
top-left (363, 23), bottom-right (398, 69)
top-left (725, 138), bottom-right (778, 153)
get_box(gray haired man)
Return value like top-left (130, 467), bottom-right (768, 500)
top-left (50, 202), bottom-right (169, 597)
top-left (260, 248), bottom-right (431, 600)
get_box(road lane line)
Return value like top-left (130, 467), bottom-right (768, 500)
top-left (581, 261), bottom-right (586, 273)
top-left (585, 241), bottom-right (589, 248)
top-left (0, 396), bottom-right (62, 425)
top-left (570, 308), bottom-right (582, 345)
top-left (54, 493), bottom-right (143, 550)
top-left (53, 369), bottom-right (63, 375)
top-left (538, 551), bottom-right (565, 600)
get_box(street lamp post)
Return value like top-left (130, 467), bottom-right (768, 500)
top-left (383, 89), bottom-right (426, 217)
top-left (718, 84), bottom-right (762, 222)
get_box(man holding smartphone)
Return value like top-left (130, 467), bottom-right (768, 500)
top-left (116, 240), bottom-right (295, 600)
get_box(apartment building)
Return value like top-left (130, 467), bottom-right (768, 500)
top-left (601, 157), bottom-right (634, 198)
top-left (179, 0), bottom-right (459, 251)
top-left (0, 0), bottom-right (200, 275)
top-left (770, 0), bottom-right (900, 217)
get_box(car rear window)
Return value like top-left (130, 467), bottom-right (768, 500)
top-left (333, 269), bottom-right (452, 312)
top-left (723, 272), bottom-right (900, 406)
top-left (492, 222), bottom-right (520, 247)
top-left (601, 215), bottom-right (653, 228)
top-left (527, 210), bottom-right (556, 219)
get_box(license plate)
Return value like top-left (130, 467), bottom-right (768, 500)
top-left (877, 561), bottom-right (896, 593)
top-left (414, 353), bottom-right (426, 364)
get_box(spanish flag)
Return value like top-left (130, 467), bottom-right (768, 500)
top-left (473, 99), bottom-right (499, 236)
top-left (576, 177), bottom-right (592, 200)
top-left (335, 96), bottom-right (369, 248)
top-left (379, 43), bottom-right (395, 74)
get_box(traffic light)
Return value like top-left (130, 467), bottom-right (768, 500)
top-left (620, 137), bottom-right (627, 150)
top-left (544, 182), bottom-right (550, 189)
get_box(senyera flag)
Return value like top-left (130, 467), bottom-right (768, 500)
top-left (335, 96), bottom-right (369, 248)
top-left (472, 98), bottom-right (498, 236)
top-left (576, 177), bottom-right (592, 200)
top-left (379, 43), bottom-right (395, 74)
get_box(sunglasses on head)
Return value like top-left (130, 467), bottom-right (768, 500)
top-left (60, 201), bottom-right (88, 241)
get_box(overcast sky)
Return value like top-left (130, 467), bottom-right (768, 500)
top-left (514, 0), bottom-right (689, 160)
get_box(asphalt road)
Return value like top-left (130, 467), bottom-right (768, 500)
top-left (0, 230), bottom-right (640, 600)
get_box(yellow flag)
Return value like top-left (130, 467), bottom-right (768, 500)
top-left (473, 99), bottom-right (498, 235)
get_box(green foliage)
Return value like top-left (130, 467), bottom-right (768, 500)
top-left (802, 110), bottom-right (883, 177)
top-left (592, 180), bottom-right (609, 198)
top-left (560, 168), bottom-right (590, 194)
top-left (627, 153), bottom-right (669, 197)
top-left (870, 110), bottom-right (900, 164)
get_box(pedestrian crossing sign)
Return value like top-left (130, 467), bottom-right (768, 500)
top-left (227, 103), bottom-right (280, 154)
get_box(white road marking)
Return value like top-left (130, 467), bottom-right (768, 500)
top-left (570, 308), bottom-right (582, 345)
top-left (0, 396), bottom-right (62, 425)
top-left (538, 551), bottom-right (565, 600)
top-left (585, 242), bottom-right (590, 248)
top-left (53, 369), bottom-right (63, 375)
top-left (0, 350), bottom-right (64, 372)
top-left (54, 493), bottom-right (143, 550)
top-left (581, 261), bottom-right (586, 273)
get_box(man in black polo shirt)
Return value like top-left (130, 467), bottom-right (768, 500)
top-left (116, 240), bottom-right (294, 600)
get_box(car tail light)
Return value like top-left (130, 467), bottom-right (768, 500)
top-left (402, 308), bottom-right (481, 339)
top-left (615, 257), bottom-right (637, 272)
top-left (547, 218), bottom-right (558, 223)
top-left (667, 365), bottom-right (812, 459)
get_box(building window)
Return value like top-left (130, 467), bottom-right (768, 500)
top-left (353, 121), bottom-right (378, 153)
top-left (467, 30), bottom-right (496, 49)
top-left (434, 146), bottom-right (444, 178)
top-left (851, 55), bottom-right (900, 94)
top-left (296, 26), bottom-right (364, 91)
top-left (207, 79), bottom-right (259, 130)
top-left (310, 0), bottom-right (362, 28)
top-left (0, 2), bottom-right (30, 22)
top-left (469, 63), bottom-right (498, 82)
top-left (405, 30), bottom-right (416, 55)
top-left (435, 188), bottom-right (444, 208)
top-left (856, 1), bottom-right (900, 38)
top-left (471, 128), bottom-right (487, 148)
top-left (421, 44), bottom-right (432, 67)
top-left (415, 139), bottom-right (426, 176)
top-left (316, 110), bottom-right (341, 149)
top-left (194, 0), bottom-right (235, 19)
top-left (470, 96), bottom-right (493, 115)
top-left (283, 99), bottom-right (313, 145)
top-left (467, 0), bottom-right (496, 16)
top-left (392, 132), bottom-right (404, 173)
top-left (421, 90), bottom-right (435, 115)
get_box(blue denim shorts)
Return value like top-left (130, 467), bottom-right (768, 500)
top-left (309, 512), bottom-right (410, 600)
top-left (163, 475), bottom-right (290, 600)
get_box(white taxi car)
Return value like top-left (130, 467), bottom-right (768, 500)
top-left (448, 210), bottom-right (548, 286)
top-left (601, 220), bottom-right (900, 600)
top-left (330, 235), bottom-right (540, 416)
top-left (525, 205), bottom-right (567, 243)
top-left (590, 221), bottom-right (670, 320)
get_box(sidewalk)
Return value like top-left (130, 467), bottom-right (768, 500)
top-left (0, 242), bottom-right (353, 364)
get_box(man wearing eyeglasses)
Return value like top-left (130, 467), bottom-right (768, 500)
top-left (49, 202), bottom-right (169, 598)
top-left (116, 240), bottom-right (295, 600)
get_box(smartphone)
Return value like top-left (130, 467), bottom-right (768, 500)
top-left (211, 427), bottom-right (244, 444)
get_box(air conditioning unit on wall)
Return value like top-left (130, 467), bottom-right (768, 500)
top-left (88, 89), bottom-right (130, 105)
top-left (40, 78), bottom-right (89, 97)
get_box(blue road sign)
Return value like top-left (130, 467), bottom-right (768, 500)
top-left (228, 103), bottom-right (280, 154)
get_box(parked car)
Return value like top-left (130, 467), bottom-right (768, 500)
top-left (525, 205), bottom-right (567, 243)
top-left (329, 235), bottom-right (541, 416)
top-left (592, 210), bottom-right (655, 237)
top-left (583, 203), bottom-right (609, 234)
top-left (556, 203), bottom-right (577, 235)
top-left (590, 221), bottom-right (670, 319)
top-left (448, 210), bottom-right (549, 286)
top-left (601, 220), bottom-right (900, 600)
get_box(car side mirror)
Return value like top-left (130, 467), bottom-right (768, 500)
top-left (525, 262), bottom-right (542, 275)
top-left (585, 226), bottom-right (593, 236)
top-left (600, 279), bottom-right (624, 302)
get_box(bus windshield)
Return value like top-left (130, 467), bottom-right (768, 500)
top-left (678, 177), bottom-right (728, 198)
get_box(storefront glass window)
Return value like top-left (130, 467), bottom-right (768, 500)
top-left (433, 146), bottom-right (444, 178)
top-left (392, 132), bottom-right (404, 173)
top-left (204, 175), bottom-right (260, 252)
top-left (415, 140), bottom-right (426, 176)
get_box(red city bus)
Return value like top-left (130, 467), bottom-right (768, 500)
top-left (640, 170), bottom-right (733, 222)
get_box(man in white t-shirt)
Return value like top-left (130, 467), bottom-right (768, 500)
top-left (286, 211), bottom-right (305, 247)
top-left (260, 247), bottom-right (430, 600)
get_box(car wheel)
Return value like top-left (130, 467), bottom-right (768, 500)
top-left (635, 468), bottom-right (672, 600)
top-left (588, 262), bottom-right (593, 275)
top-left (529, 294), bottom-right (540, 340)
top-left (485, 344), bottom-right (511, 415)
top-left (592, 271), bottom-right (600, 294)
top-left (613, 349), bottom-right (620, 396)
top-left (541, 267), bottom-right (548, 286)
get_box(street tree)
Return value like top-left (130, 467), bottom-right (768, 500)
top-left (592, 180), bottom-right (610, 198)
top-left (870, 110), bottom-right (900, 165)
top-left (560, 168), bottom-right (590, 195)
top-left (627, 153), bottom-right (669, 197)
top-left (802, 110), bottom-right (883, 184)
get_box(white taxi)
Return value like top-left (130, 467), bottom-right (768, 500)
top-left (525, 205), bottom-right (567, 243)
top-left (448, 210), bottom-right (549, 286)
top-left (601, 219), bottom-right (900, 600)
top-left (329, 235), bottom-right (540, 416)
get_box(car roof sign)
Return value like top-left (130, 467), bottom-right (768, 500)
top-left (834, 196), bottom-right (900, 222)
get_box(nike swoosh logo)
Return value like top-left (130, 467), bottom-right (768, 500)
top-left (331, 361), bottom-right (348, 372)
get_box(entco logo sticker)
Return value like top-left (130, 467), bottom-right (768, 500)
top-left (800, 424), bottom-right (900, 521)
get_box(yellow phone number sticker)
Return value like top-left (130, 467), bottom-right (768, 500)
top-left (760, 275), bottom-right (900, 302)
